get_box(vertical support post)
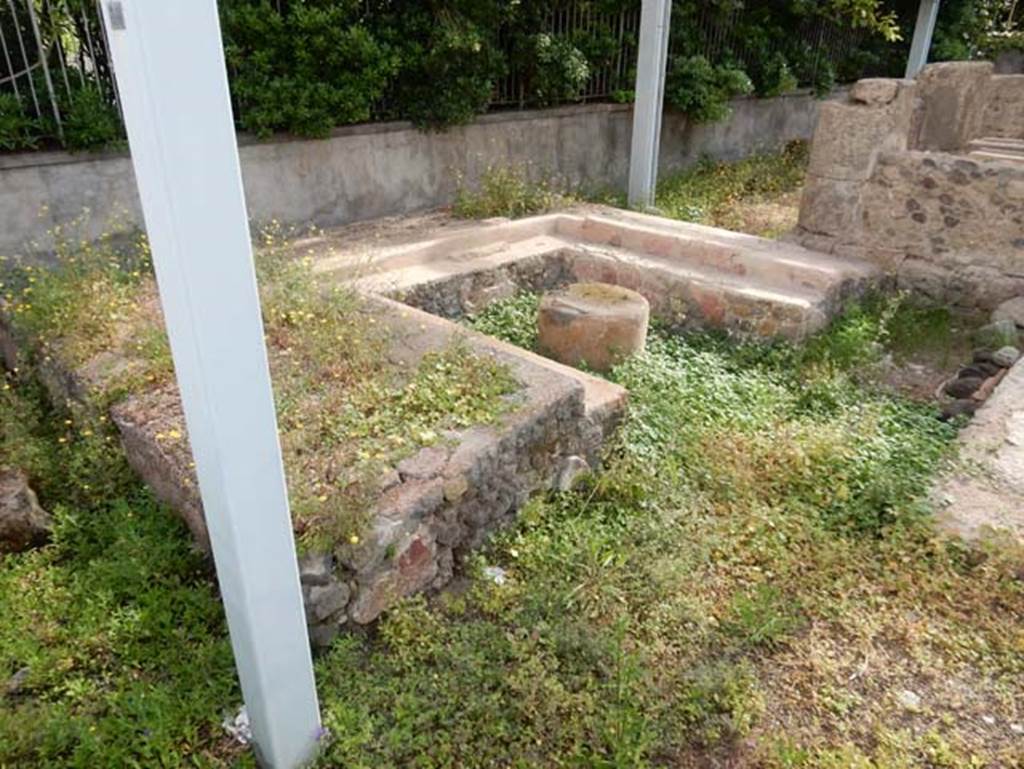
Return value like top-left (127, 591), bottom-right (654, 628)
top-left (627, 0), bottom-right (671, 209)
top-left (24, 0), bottom-right (63, 138)
top-left (905, 0), bottom-right (941, 79)
top-left (7, 0), bottom-right (42, 118)
top-left (99, 2), bottom-right (321, 767)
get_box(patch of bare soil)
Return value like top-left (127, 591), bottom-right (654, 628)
top-left (711, 188), bottom-right (804, 240)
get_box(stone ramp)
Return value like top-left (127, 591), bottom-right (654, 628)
top-left (933, 359), bottom-right (1024, 546)
top-left (321, 209), bottom-right (881, 341)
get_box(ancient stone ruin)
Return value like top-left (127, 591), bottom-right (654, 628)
top-left (794, 61), bottom-right (1024, 311)
top-left (792, 60), bottom-right (1024, 545)
top-left (4, 59), bottom-right (1022, 642)
top-left (1, 208), bottom-right (881, 646)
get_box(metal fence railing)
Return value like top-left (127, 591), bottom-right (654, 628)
top-left (491, 3), bottom-right (642, 108)
top-left (0, 0), bottom-right (122, 142)
top-left (1, 1), bottom-right (875, 149)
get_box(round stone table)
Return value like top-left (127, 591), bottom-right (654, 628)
top-left (537, 282), bottom-right (650, 372)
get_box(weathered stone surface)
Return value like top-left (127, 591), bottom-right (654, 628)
top-left (109, 386), bottom-right (208, 552)
top-left (556, 455), bottom-right (590, 491)
top-left (797, 177), bottom-right (863, 237)
top-left (307, 622), bottom-right (341, 650)
top-left (975, 360), bottom-right (1002, 377)
top-left (375, 477), bottom-right (445, 521)
top-left (992, 346), bottom-right (1021, 368)
top-left (0, 469), bottom-right (51, 553)
top-left (4, 666), bottom-right (29, 697)
top-left (807, 81), bottom-right (915, 181)
top-left (348, 526), bottom-right (439, 624)
top-left (796, 62), bottom-right (1024, 312)
top-left (945, 376), bottom-right (984, 399)
top-left (975, 320), bottom-right (1020, 350)
top-left (305, 581), bottom-right (351, 622)
top-left (298, 552), bottom-right (334, 586)
top-left (940, 399), bottom-right (979, 421)
top-left (971, 369), bottom-right (1007, 402)
top-left (850, 78), bottom-right (900, 105)
top-left (993, 296), bottom-right (1024, 328)
top-left (538, 283), bottom-right (649, 373)
top-left (857, 152), bottom-right (1024, 310)
top-left (981, 75), bottom-right (1024, 140)
top-left (957, 365), bottom-right (987, 380)
top-left (932, 355), bottom-right (1024, 546)
top-left (396, 446), bottom-right (449, 481)
top-left (913, 61), bottom-right (994, 151)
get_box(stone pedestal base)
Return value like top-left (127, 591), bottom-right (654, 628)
top-left (537, 283), bottom-right (649, 372)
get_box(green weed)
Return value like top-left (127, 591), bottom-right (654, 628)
top-left (655, 141), bottom-right (809, 237)
top-left (452, 165), bottom-right (579, 219)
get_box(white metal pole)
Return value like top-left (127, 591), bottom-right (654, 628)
top-left (627, 0), bottom-right (671, 209)
top-left (98, 2), bottom-right (321, 767)
top-left (905, 0), bottom-right (941, 78)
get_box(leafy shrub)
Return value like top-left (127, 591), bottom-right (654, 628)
top-left (523, 33), bottom-right (590, 106)
top-left (222, 0), bottom-right (397, 138)
top-left (0, 92), bottom-right (39, 151)
top-left (749, 51), bottom-right (800, 97)
top-left (61, 87), bottom-right (122, 151)
top-left (383, 4), bottom-right (506, 129)
top-left (665, 55), bottom-right (752, 122)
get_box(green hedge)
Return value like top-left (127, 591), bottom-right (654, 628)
top-left (2, 0), bottom-right (1015, 152)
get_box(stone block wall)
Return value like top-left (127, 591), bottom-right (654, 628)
top-left (982, 75), bottom-right (1024, 139)
top-left (795, 61), bottom-right (1024, 311)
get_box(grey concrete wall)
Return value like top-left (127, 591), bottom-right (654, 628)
top-left (0, 91), bottom-right (829, 255)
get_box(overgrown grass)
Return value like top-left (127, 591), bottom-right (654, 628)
top-left (452, 165), bottom-right (581, 220)
top-left (0, 377), bottom-right (243, 767)
top-left (4, 267), bottom-right (1022, 765)
top-left (451, 143), bottom-right (810, 239)
top-left (2, 226), bottom-right (517, 549)
top-left (655, 141), bottom-right (808, 237)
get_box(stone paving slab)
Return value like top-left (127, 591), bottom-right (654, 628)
top-left (933, 358), bottom-right (1024, 546)
top-left (317, 208), bottom-right (881, 342)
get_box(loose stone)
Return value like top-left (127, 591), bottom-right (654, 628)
top-left (974, 319), bottom-right (1019, 350)
top-left (896, 689), bottom-right (922, 711)
top-left (298, 552), bottom-right (334, 586)
top-left (945, 376), bottom-right (984, 398)
top-left (0, 468), bottom-right (51, 554)
top-left (991, 346), bottom-right (1020, 368)
top-left (992, 296), bottom-right (1024, 328)
top-left (940, 399), bottom-right (979, 421)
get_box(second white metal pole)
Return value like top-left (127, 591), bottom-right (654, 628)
top-left (905, 0), bottom-right (941, 78)
top-left (627, 0), bottom-right (671, 209)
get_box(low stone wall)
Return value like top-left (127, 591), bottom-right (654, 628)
top-left (795, 62), bottom-right (1024, 311)
top-left (0, 92), bottom-right (831, 256)
top-left (860, 152), bottom-right (1024, 308)
top-left (0, 290), bottom-right (615, 646)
